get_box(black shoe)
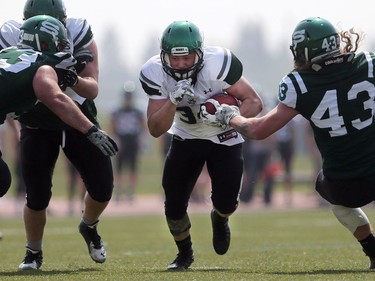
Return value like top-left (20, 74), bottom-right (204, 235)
top-left (167, 250), bottom-right (194, 270)
top-left (18, 247), bottom-right (43, 270)
top-left (79, 220), bottom-right (106, 263)
top-left (369, 257), bottom-right (375, 269)
top-left (211, 209), bottom-right (230, 255)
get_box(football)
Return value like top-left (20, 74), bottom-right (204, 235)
top-left (203, 92), bottom-right (239, 114)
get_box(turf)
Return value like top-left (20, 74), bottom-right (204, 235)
top-left (1, 208), bottom-right (375, 280)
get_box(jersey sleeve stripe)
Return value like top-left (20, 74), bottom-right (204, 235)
top-left (216, 48), bottom-right (229, 80)
top-left (289, 72), bottom-right (307, 95)
top-left (364, 52), bottom-right (374, 78)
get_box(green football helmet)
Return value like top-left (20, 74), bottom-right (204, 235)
top-left (19, 15), bottom-right (70, 53)
top-left (160, 20), bottom-right (204, 80)
top-left (290, 17), bottom-right (340, 63)
top-left (23, 0), bottom-right (67, 25)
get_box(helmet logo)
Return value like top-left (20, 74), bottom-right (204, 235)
top-left (292, 29), bottom-right (306, 45)
top-left (40, 21), bottom-right (61, 37)
top-left (171, 47), bottom-right (189, 56)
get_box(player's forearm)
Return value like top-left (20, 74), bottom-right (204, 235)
top-left (71, 76), bottom-right (99, 100)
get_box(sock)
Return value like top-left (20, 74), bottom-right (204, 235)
top-left (26, 241), bottom-right (42, 252)
top-left (176, 235), bottom-right (193, 254)
top-left (359, 233), bottom-right (375, 258)
top-left (82, 218), bottom-right (99, 228)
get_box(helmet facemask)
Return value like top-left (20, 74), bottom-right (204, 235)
top-left (160, 20), bottom-right (204, 81)
top-left (161, 48), bottom-right (204, 80)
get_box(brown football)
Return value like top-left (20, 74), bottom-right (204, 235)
top-left (203, 93), bottom-right (239, 114)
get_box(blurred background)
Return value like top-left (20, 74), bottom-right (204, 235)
top-left (1, 0), bottom-right (374, 214)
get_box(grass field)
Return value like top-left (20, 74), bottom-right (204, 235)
top-left (1, 208), bottom-right (375, 280)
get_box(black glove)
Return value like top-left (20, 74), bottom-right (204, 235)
top-left (56, 67), bottom-right (78, 91)
top-left (74, 48), bottom-right (94, 74)
top-left (86, 126), bottom-right (118, 157)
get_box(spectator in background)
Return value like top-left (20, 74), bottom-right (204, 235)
top-left (65, 158), bottom-right (85, 216)
top-left (275, 119), bottom-right (296, 205)
top-left (5, 118), bottom-right (26, 215)
top-left (303, 119), bottom-right (328, 207)
top-left (240, 136), bottom-right (278, 206)
top-left (110, 82), bottom-right (147, 202)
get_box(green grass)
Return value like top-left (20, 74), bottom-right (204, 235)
top-left (1, 208), bottom-right (375, 280)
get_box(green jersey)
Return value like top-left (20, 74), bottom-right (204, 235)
top-left (0, 47), bottom-right (75, 124)
top-left (279, 52), bottom-right (375, 180)
top-left (0, 18), bottom-right (98, 130)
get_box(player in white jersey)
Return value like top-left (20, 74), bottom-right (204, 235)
top-left (0, 0), bottom-right (115, 270)
top-left (140, 20), bottom-right (263, 270)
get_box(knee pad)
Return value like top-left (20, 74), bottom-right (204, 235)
top-left (331, 205), bottom-right (369, 233)
top-left (166, 213), bottom-right (191, 236)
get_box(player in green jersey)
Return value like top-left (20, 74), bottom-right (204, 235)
top-left (0, 0), bottom-right (116, 270)
top-left (0, 14), bottom-right (117, 198)
top-left (202, 16), bottom-right (375, 270)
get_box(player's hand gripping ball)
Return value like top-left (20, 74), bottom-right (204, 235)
top-left (203, 92), bottom-right (239, 114)
top-left (200, 92), bottom-right (240, 129)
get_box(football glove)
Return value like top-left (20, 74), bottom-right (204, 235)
top-left (201, 103), bottom-right (240, 129)
top-left (74, 48), bottom-right (94, 74)
top-left (216, 104), bottom-right (240, 125)
top-left (54, 53), bottom-right (78, 90)
top-left (86, 126), bottom-right (119, 157)
top-left (200, 99), bottom-right (225, 128)
top-left (169, 79), bottom-right (194, 105)
top-left (56, 67), bottom-right (78, 91)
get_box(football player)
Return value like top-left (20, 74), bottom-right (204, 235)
top-left (204, 16), bottom-right (375, 270)
top-left (140, 20), bottom-right (263, 270)
top-left (0, 15), bottom-right (117, 193)
top-left (0, 0), bottom-right (115, 270)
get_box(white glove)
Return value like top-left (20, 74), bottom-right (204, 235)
top-left (169, 79), bottom-right (194, 105)
top-left (216, 104), bottom-right (240, 125)
top-left (86, 126), bottom-right (119, 157)
top-left (201, 103), bottom-right (240, 129)
top-left (200, 99), bottom-right (224, 128)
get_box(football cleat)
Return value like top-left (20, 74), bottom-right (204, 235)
top-left (79, 220), bottom-right (106, 263)
top-left (211, 209), bottom-right (231, 255)
top-left (18, 247), bottom-right (43, 270)
top-left (167, 249), bottom-right (194, 270)
top-left (369, 257), bottom-right (375, 269)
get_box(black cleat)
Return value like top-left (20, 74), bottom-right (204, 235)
top-left (369, 257), bottom-right (375, 269)
top-left (167, 250), bottom-right (194, 270)
top-left (79, 220), bottom-right (106, 263)
top-left (18, 247), bottom-right (43, 270)
top-left (211, 209), bottom-right (230, 255)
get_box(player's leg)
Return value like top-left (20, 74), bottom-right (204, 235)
top-left (18, 128), bottom-right (60, 270)
top-left (64, 129), bottom-right (113, 264)
top-left (163, 136), bottom-right (204, 270)
top-left (208, 142), bottom-right (243, 255)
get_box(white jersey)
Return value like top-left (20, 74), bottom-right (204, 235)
top-left (0, 18), bottom-right (94, 104)
top-left (140, 46), bottom-right (244, 146)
